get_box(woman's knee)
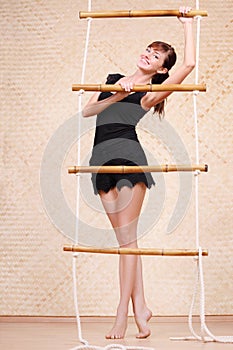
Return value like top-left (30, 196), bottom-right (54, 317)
top-left (115, 223), bottom-right (138, 247)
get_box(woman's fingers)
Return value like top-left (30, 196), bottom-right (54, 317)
top-left (119, 79), bottom-right (134, 92)
top-left (185, 7), bottom-right (192, 14)
top-left (179, 6), bottom-right (192, 15)
top-left (178, 6), bottom-right (193, 23)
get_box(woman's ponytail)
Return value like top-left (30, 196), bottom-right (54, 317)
top-left (151, 72), bottom-right (169, 118)
top-left (148, 41), bottom-right (177, 118)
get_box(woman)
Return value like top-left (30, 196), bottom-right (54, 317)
top-left (82, 6), bottom-right (195, 340)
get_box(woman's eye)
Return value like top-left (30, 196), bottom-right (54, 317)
top-left (154, 55), bottom-right (159, 59)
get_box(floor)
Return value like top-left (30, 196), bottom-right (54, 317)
top-left (1, 316), bottom-right (233, 350)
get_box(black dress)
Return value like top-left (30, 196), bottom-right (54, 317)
top-left (89, 73), bottom-right (155, 194)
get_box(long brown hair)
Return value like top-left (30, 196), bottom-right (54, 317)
top-left (148, 41), bottom-right (177, 118)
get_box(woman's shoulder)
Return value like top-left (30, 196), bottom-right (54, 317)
top-left (105, 73), bottom-right (125, 84)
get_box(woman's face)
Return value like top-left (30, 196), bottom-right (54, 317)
top-left (137, 46), bottom-right (167, 74)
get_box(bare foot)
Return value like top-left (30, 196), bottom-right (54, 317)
top-left (105, 312), bottom-right (128, 339)
top-left (134, 308), bottom-right (152, 339)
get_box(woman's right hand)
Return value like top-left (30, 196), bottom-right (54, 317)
top-left (118, 77), bottom-right (134, 92)
top-left (112, 77), bottom-right (134, 100)
top-left (83, 79), bottom-right (131, 117)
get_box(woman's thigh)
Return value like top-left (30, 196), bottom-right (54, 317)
top-left (99, 183), bottom-right (146, 245)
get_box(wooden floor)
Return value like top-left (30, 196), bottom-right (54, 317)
top-left (1, 316), bottom-right (233, 350)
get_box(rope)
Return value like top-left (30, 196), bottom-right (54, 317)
top-left (75, 14), bottom-right (92, 243)
top-left (71, 1), bottom-right (155, 349)
top-left (72, 255), bottom-right (89, 346)
top-left (70, 345), bottom-right (155, 350)
top-left (198, 246), bottom-right (233, 343)
top-left (190, 0), bottom-right (205, 340)
top-left (171, 248), bottom-right (233, 343)
top-left (171, 1), bottom-right (233, 343)
top-left (72, 256), bottom-right (156, 349)
top-left (72, 1), bottom-right (92, 348)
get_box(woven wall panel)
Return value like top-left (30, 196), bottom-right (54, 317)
top-left (1, 0), bottom-right (232, 316)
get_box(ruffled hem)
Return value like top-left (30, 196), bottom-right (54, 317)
top-left (92, 172), bottom-right (155, 195)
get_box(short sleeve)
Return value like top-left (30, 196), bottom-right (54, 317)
top-left (105, 73), bottom-right (125, 84)
top-left (98, 73), bottom-right (125, 101)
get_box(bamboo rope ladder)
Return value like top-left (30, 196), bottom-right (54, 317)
top-left (64, 1), bottom-right (233, 349)
top-left (72, 83), bottom-right (206, 92)
top-left (64, 245), bottom-right (208, 257)
top-left (79, 9), bottom-right (208, 19)
top-left (68, 164), bottom-right (208, 174)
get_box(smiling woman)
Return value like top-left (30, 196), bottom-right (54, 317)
top-left (82, 5), bottom-right (196, 340)
top-left (81, 6), bottom-right (196, 341)
top-left (140, 41), bottom-right (177, 115)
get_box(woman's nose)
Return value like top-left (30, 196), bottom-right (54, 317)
top-left (142, 52), bottom-right (149, 58)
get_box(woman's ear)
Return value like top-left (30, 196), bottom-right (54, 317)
top-left (157, 67), bottom-right (168, 75)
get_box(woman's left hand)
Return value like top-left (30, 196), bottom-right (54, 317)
top-left (178, 6), bottom-right (193, 23)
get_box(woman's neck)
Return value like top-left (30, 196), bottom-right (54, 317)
top-left (128, 69), bottom-right (154, 84)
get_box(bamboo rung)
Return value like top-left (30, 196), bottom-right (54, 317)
top-left (79, 10), bottom-right (208, 19)
top-left (63, 245), bottom-right (208, 257)
top-left (72, 83), bottom-right (206, 92)
top-left (68, 164), bottom-right (208, 174)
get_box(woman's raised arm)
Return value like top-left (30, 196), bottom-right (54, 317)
top-left (141, 6), bottom-right (196, 110)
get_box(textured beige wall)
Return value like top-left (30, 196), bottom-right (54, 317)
top-left (1, 0), bottom-right (232, 317)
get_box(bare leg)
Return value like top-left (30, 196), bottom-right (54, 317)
top-left (99, 183), bottom-right (151, 339)
top-left (114, 186), bottom-right (152, 338)
top-left (132, 256), bottom-right (152, 338)
top-left (99, 186), bottom-right (130, 339)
